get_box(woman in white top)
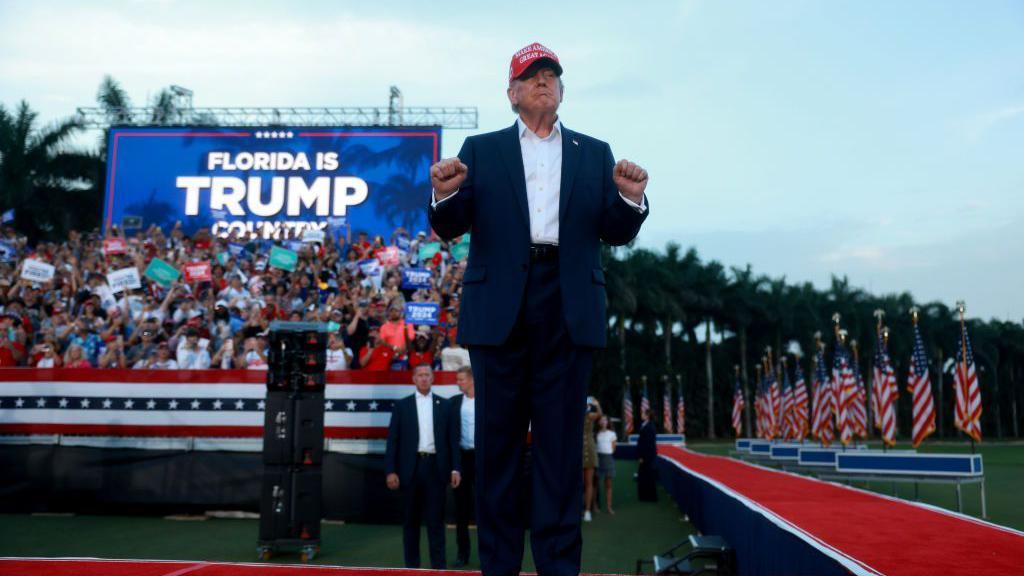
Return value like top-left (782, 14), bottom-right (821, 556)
top-left (595, 415), bottom-right (618, 514)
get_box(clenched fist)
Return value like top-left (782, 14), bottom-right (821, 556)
top-left (430, 158), bottom-right (468, 200)
top-left (613, 159), bottom-right (649, 205)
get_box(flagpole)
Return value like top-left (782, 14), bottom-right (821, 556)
top-left (676, 372), bottom-right (684, 439)
top-left (957, 301), bottom-right (975, 454)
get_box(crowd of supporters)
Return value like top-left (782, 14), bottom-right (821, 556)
top-left (0, 223), bottom-right (472, 372)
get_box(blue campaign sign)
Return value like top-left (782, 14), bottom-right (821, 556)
top-left (401, 267), bottom-right (433, 290)
top-left (405, 302), bottom-right (440, 326)
top-left (103, 127), bottom-right (441, 240)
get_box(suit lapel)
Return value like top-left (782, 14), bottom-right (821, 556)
top-left (498, 123), bottom-right (531, 229)
top-left (559, 124), bottom-right (581, 227)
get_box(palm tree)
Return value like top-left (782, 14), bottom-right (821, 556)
top-left (722, 264), bottom-right (767, 434)
top-left (0, 101), bottom-right (101, 241)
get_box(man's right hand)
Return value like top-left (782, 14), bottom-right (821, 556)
top-left (386, 473), bottom-right (400, 491)
top-left (430, 158), bottom-right (468, 200)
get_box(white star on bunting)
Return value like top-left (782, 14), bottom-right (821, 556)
top-left (213, 400), bottom-right (223, 410)
top-left (102, 399), bottom-right (112, 409)
top-left (346, 401), bottom-right (356, 411)
top-left (15, 398), bottom-right (24, 408)
top-left (191, 399), bottom-right (201, 410)
top-left (124, 400), bottom-right (134, 409)
top-left (146, 400), bottom-right (156, 410)
top-left (168, 400), bottom-right (179, 410)
top-left (80, 399), bottom-right (91, 408)
top-left (257, 400), bottom-right (266, 410)
top-left (59, 398), bottom-right (68, 408)
top-left (369, 401), bottom-right (379, 411)
top-left (325, 400), bottom-right (334, 411)
top-left (36, 398), bottom-right (46, 407)
top-left (234, 399), bottom-right (244, 410)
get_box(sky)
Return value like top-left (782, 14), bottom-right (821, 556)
top-left (1, 0), bottom-right (1022, 321)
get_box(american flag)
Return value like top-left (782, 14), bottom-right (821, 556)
top-left (954, 320), bottom-right (982, 442)
top-left (676, 384), bottom-right (686, 437)
top-left (812, 346), bottom-right (834, 446)
top-left (622, 381), bottom-right (634, 436)
top-left (781, 365), bottom-right (795, 440)
top-left (768, 368), bottom-right (781, 439)
top-left (851, 358), bottom-right (868, 438)
top-left (731, 375), bottom-right (745, 437)
top-left (832, 338), bottom-right (856, 446)
top-left (640, 384), bottom-right (651, 421)
top-left (754, 375), bottom-right (764, 438)
top-left (873, 328), bottom-right (898, 447)
top-left (793, 361), bottom-right (809, 440)
top-left (907, 322), bottom-right (936, 448)
top-left (663, 381), bottom-right (674, 433)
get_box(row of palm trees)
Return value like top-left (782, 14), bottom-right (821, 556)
top-left (0, 76), bottom-right (201, 243)
top-left (594, 244), bottom-right (1024, 441)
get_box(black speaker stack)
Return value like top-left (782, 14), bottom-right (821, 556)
top-left (257, 321), bottom-right (327, 562)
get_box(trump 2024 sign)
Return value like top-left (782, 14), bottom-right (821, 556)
top-left (103, 127), bottom-right (440, 240)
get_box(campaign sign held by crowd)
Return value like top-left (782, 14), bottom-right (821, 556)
top-left (103, 238), bottom-right (127, 255)
top-left (20, 259), bottom-right (55, 283)
top-left (401, 268), bottom-right (433, 290)
top-left (268, 246), bottom-right (297, 272)
top-left (183, 261), bottom-right (213, 283)
top-left (108, 267), bottom-right (142, 293)
top-left (144, 258), bottom-right (180, 288)
top-left (404, 302), bottom-right (440, 326)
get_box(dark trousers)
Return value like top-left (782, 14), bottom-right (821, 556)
top-left (637, 462), bottom-right (658, 502)
top-left (470, 258), bottom-right (594, 576)
top-left (455, 447), bottom-right (476, 562)
top-left (401, 453), bottom-right (446, 569)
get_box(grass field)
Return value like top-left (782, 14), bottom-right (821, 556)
top-left (689, 439), bottom-right (1024, 531)
top-left (0, 460), bottom-right (693, 573)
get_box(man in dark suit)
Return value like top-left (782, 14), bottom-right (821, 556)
top-left (450, 365), bottom-right (477, 567)
top-left (636, 408), bottom-right (659, 502)
top-left (384, 364), bottom-right (461, 569)
top-left (428, 42), bottom-right (650, 576)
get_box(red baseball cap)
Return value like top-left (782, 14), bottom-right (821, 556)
top-left (509, 42), bottom-right (562, 83)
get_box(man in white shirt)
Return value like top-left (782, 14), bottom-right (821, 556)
top-left (450, 366), bottom-right (477, 568)
top-left (384, 364), bottom-right (461, 569)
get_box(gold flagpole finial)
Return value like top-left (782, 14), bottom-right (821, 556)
top-left (910, 306), bottom-right (920, 326)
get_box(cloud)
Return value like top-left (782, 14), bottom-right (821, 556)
top-left (966, 104), bottom-right (1024, 142)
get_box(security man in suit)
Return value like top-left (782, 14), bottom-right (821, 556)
top-left (636, 407), bottom-right (659, 502)
top-left (385, 363), bottom-right (461, 569)
top-left (428, 42), bottom-right (650, 576)
top-left (450, 365), bottom-right (477, 567)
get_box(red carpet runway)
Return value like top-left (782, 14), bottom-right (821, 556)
top-left (659, 445), bottom-right (1024, 575)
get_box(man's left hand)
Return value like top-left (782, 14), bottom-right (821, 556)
top-left (613, 159), bottom-right (649, 205)
top-left (451, 470), bottom-right (461, 489)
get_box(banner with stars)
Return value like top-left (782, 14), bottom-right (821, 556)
top-left (0, 369), bottom-right (458, 439)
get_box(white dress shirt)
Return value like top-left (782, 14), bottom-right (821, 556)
top-left (432, 117), bottom-right (647, 244)
top-left (415, 391), bottom-right (436, 453)
top-left (460, 395), bottom-right (475, 450)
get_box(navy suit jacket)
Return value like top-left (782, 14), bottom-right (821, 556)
top-left (384, 393), bottom-right (461, 487)
top-left (428, 123), bottom-right (649, 348)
